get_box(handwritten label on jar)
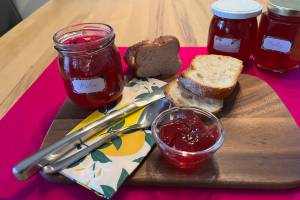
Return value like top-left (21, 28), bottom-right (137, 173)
top-left (72, 78), bottom-right (105, 94)
top-left (262, 36), bottom-right (292, 54)
top-left (213, 36), bottom-right (240, 53)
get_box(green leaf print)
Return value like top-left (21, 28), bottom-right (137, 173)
top-left (98, 142), bottom-right (113, 149)
top-left (98, 107), bottom-right (109, 114)
top-left (132, 156), bottom-right (145, 163)
top-left (98, 103), bottom-right (117, 114)
top-left (145, 132), bottom-right (155, 147)
top-left (151, 85), bottom-right (160, 91)
top-left (135, 92), bottom-right (150, 99)
top-left (67, 157), bottom-right (85, 168)
top-left (111, 135), bottom-right (122, 150)
top-left (126, 81), bottom-right (137, 87)
top-left (91, 150), bottom-right (111, 163)
top-left (117, 168), bottom-right (129, 189)
top-left (108, 119), bottom-right (125, 132)
top-left (100, 185), bottom-right (115, 199)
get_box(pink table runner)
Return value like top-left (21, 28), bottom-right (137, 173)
top-left (1, 47), bottom-right (300, 200)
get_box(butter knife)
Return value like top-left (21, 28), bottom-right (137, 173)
top-left (13, 87), bottom-right (165, 180)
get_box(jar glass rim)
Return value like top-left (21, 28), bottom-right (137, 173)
top-left (151, 107), bottom-right (225, 156)
top-left (53, 23), bottom-right (115, 52)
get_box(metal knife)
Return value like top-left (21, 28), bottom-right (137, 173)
top-left (13, 87), bottom-right (165, 180)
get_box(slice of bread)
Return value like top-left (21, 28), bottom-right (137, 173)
top-left (180, 55), bottom-right (243, 99)
top-left (164, 80), bottom-right (223, 114)
top-left (124, 36), bottom-right (182, 77)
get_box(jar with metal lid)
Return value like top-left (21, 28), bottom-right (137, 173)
top-left (252, 0), bottom-right (300, 73)
top-left (207, 0), bottom-right (262, 61)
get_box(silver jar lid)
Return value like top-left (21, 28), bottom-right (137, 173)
top-left (268, 0), bottom-right (300, 17)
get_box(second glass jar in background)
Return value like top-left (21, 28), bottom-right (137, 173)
top-left (207, 0), bottom-right (262, 61)
top-left (252, 0), bottom-right (300, 73)
top-left (53, 23), bottom-right (124, 109)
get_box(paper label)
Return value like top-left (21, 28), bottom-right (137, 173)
top-left (262, 36), bottom-right (292, 53)
top-left (213, 35), bottom-right (240, 53)
top-left (72, 78), bottom-right (105, 94)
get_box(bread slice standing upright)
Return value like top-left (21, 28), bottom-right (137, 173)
top-left (179, 55), bottom-right (243, 99)
top-left (124, 36), bottom-right (182, 77)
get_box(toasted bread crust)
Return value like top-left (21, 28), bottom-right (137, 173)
top-left (164, 80), bottom-right (223, 114)
top-left (124, 40), bottom-right (151, 73)
top-left (124, 36), bottom-right (181, 77)
top-left (180, 55), bottom-right (243, 99)
top-left (164, 80), bottom-right (182, 105)
top-left (179, 76), bottom-right (236, 99)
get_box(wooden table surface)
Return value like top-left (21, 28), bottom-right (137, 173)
top-left (0, 0), bottom-right (267, 119)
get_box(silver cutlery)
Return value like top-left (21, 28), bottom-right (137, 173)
top-left (42, 98), bottom-right (171, 174)
top-left (13, 88), bottom-right (165, 180)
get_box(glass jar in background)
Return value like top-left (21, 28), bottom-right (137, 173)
top-left (53, 23), bottom-right (124, 109)
top-left (207, 0), bottom-right (262, 61)
top-left (252, 0), bottom-right (300, 73)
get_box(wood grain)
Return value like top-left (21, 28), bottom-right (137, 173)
top-left (0, 0), bottom-right (268, 119)
top-left (41, 74), bottom-right (300, 189)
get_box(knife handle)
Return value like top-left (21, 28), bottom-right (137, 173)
top-left (13, 103), bottom-right (138, 180)
top-left (42, 123), bottom-right (142, 174)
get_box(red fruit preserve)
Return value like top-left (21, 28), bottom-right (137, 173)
top-left (158, 111), bottom-right (218, 152)
top-left (53, 23), bottom-right (124, 109)
top-left (252, 0), bottom-right (300, 73)
top-left (207, 0), bottom-right (262, 61)
top-left (152, 108), bottom-right (224, 169)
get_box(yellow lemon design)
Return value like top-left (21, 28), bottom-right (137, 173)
top-left (100, 130), bottom-right (145, 156)
top-left (100, 108), bottom-right (146, 156)
top-left (69, 111), bottom-right (106, 133)
top-left (69, 105), bottom-right (147, 157)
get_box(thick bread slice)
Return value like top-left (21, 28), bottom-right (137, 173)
top-left (164, 80), bottom-right (223, 114)
top-left (124, 36), bottom-right (182, 77)
top-left (180, 55), bottom-right (243, 99)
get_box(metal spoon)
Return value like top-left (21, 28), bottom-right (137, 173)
top-left (42, 98), bottom-right (171, 174)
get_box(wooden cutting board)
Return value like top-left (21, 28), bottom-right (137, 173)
top-left (41, 74), bottom-right (300, 189)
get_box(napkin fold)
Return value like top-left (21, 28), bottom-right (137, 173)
top-left (60, 78), bottom-right (165, 199)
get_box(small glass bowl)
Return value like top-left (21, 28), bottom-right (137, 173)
top-left (151, 107), bottom-right (224, 169)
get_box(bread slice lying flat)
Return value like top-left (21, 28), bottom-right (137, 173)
top-left (124, 36), bottom-right (182, 77)
top-left (180, 55), bottom-right (243, 99)
top-left (164, 80), bottom-right (223, 114)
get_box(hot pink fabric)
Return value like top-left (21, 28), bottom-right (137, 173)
top-left (1, 47), bottom-right (300, 200)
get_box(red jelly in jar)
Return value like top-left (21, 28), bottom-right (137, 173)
top-left (152, 107), bottom-right (224, 169)
top-left (53, 23), bottom-right (124, 109)
top-left (252, 0), bottom-right (300, 73)
top-left (207, 0), bottom-right (262, 61)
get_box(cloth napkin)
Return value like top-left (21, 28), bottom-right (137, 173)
top-left (60, 78), bottom-right (165, 199)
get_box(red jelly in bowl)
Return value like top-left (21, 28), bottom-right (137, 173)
top-left (152, 107), bottom-right (224, 169)
top-left (53, 23), bottom-right (124, 109)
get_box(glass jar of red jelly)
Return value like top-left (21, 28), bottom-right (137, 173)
top-left (53, 23), bottom-right (124, 109)
top-left (252, 0), bottom-right (300, 73)
top-left (207, 0), bottom-right (262, 61)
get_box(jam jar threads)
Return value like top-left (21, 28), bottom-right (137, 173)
top-left (53, 23), bottom-right (124, 109)
top-left (252, 0), bottom-right (300, 73)
top-left (207, 0), bottom-right (262, 61)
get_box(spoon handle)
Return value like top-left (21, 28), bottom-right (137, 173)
top-left (42, 123), bottom-right (143, 174)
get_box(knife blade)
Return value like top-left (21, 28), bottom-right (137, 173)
top-left (13, 87), bottom-right (165, 180)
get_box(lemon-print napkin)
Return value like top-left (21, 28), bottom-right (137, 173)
top-left (60, 78), bottom-right (166, 199)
